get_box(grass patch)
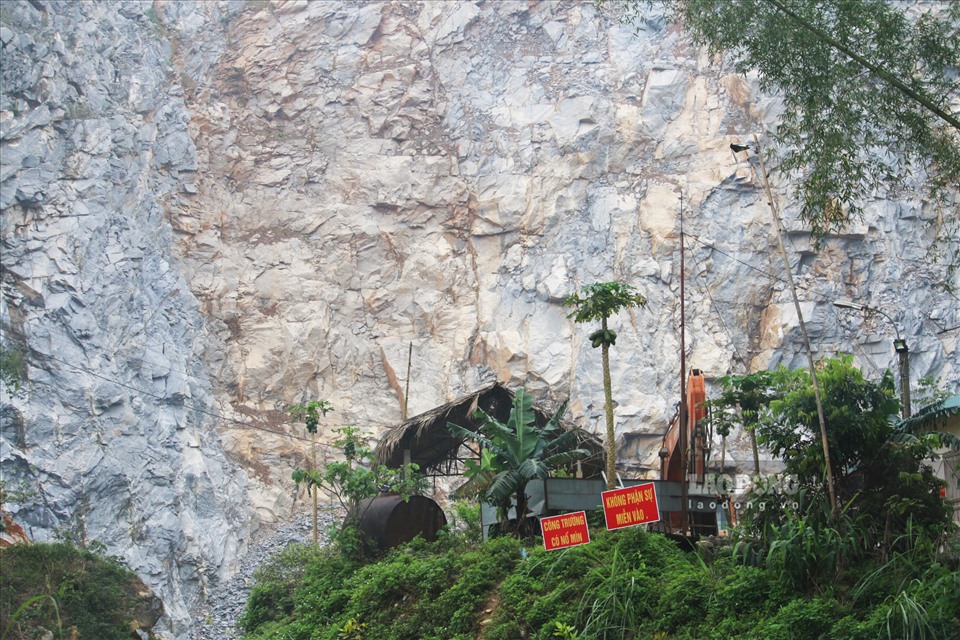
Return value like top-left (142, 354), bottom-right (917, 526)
top-left (239, 523), bottom-right (960, 640)
top-left (0, 542), bottom-right (160, 640)
top-left (241, 534), bottom-right (521, 640)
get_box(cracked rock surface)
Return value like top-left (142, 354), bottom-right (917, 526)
top-left (1, 1), bottom-right (957, 637)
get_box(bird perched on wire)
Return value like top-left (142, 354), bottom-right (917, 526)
top-left (729, 143), bottom-right (750, 153)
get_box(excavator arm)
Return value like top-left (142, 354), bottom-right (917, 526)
top-left (660, 369), bottom-right (708, 485)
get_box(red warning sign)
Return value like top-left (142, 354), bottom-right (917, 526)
top-left (602, 482), bottom-right (660, 530)
top-left (540, 510), bottom-right (591, 551)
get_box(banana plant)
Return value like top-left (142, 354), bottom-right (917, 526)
top-left (448, 388), bottom-right (588, 537)
top-left (892, 394), bottom-right (960, 452)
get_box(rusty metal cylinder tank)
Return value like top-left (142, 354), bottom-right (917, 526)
top-left (355, 494), bottom-right (447, 550)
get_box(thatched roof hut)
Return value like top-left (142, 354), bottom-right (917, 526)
top-left (374, 382), bottom-right (605, 478)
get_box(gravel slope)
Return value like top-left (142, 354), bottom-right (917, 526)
top-left (189, 508), bottom-right (339, 640)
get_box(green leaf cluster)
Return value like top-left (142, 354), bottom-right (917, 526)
top-left (448, 389), bottom-right (588, 536)
top-left (563, 282), bottom-right (646, 326)
top-left (240, 524), bottom-right (960, 640)
top-left (0, 542), bottom-right (160, 640)
top-left (292, 427), bottom-right (426, 508)
top-left (894, 392), bottom-right (960, 453)
top-left (291, 423), bottom-right (427, 555)
top-left (709, 356), bottom-right (952, 544)
top-left (633, 0), bottom-right (960, 237)
top-left (289, 400), bottom-right (334, 435)
top-left (709, 370), bottom-right (778, 439)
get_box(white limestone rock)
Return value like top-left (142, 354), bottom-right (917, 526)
top-left (1, 2), bottom-right (958, 638)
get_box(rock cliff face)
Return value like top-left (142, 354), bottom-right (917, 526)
top-left (1, 0), bottom-right (957, 636)
top-left (1, 1), bottom-right (251, 636)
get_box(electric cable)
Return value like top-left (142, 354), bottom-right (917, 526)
top-left (7, 219), bottom-right (950, 434)
top-left (683, 234), bottom-right (749, 370)
top-left (30, 350), bottom-right (343, 450)
top-left (684, 233), bottom-right (818, 295)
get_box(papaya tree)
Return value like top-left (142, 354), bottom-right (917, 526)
top-left (447, 388), bottom-right (588, 537)
top-left (564, 281), bottom-right (646, 489)
top-left (708, 370), bottom-right (778, 478)
top-left (293, 424), bottom-right (426, 555)
top-left (289, 400), bottom-right (334, 545)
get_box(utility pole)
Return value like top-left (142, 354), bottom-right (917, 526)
top-left (833, 299), bottom-right (911, 418)
top-left (895, 339), bottom-right (911, 418)
top-left (752, 134), bottom-right (838, 515)
top-left (679, 193), bottom-right (689, 535)
top-left (403, 342), bottom-right (412, 421)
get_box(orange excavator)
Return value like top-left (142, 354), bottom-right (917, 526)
top-left (661, 369), bottom-right (709, 485)
top-left (659, 369), bottom-right (713, 534)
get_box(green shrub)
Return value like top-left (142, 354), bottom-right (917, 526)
top-left (488, 528), bottom-right (693, 640)
top-left (654, 560), bottom-right (712, 633)
top-left (752, 597), bottom-right (841, 640)
top-left (707, 562), bottom-right (782, 618)
top-left (240, 518), bottom-right (960, 640)
top-left (0, 542), bottom-right (155, 640)
top-left (447, 500), bottom-right (483, 544)
top-left (239, 543), bottom-right (349, 634)
top-left (0, 345), bottom-right (26, 389)
top-left (242, 535), bottom-right (521, 640)
top-left (858, 568), bottom-right (960, 640)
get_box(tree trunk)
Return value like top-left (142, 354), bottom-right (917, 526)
top-left (601, 318), bottom-right (616, 490)
top-left (311, 431), bottom-right (318, 545)
top-left (515, 484), bottom-right (529, 537)
top-left (720, 436), bottom-right (727, 473)
top-left (750, 427), bottom-right (760, 478)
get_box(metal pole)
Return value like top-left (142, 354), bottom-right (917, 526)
top-left (834, 301), bottom-right (911, 419)
top-left (897, 341), bottom-right (911, 418)
top-left (679, 193), bottom-right (689, 535)
top-left (752, 134), bottom-right (838, 515)
top-left (403, 342), bottom-right (412, 421)
top-left (311, 431), bottom-right (318, 545)
top-left (868, 308), bottom-right (910, 419)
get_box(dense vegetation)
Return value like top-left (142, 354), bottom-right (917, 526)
top-left (243, 356), bottom-right (959, 639)
top-left (0, 541), bottom-right (161, 640)
top-left (448, 387), bottom-right (588, 538)
top-left (239, 524), bottom-right (959, 640)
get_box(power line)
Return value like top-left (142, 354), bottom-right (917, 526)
top-left (9, 227), bottom-right (947, 434)
top-left (681, 233), bottom-right (928, 379)
top-left (15, 324), bottom-right (402, 427)
top-left (684, 235), bottom-right (749, 370)
top-left (32, 350), bottom-right (345, 451)
top-left (685, 233), bottom-right (818, 295)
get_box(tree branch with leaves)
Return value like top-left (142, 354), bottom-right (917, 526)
top-left (289, 400), bottom-right (334, 545)
top-left (610, 0), bottom-right (960, 280)
top-left (292, 424), bottom-right (426, 555)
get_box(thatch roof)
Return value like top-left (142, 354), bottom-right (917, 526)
top-left (374, 382), bottom-right (605, 477)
